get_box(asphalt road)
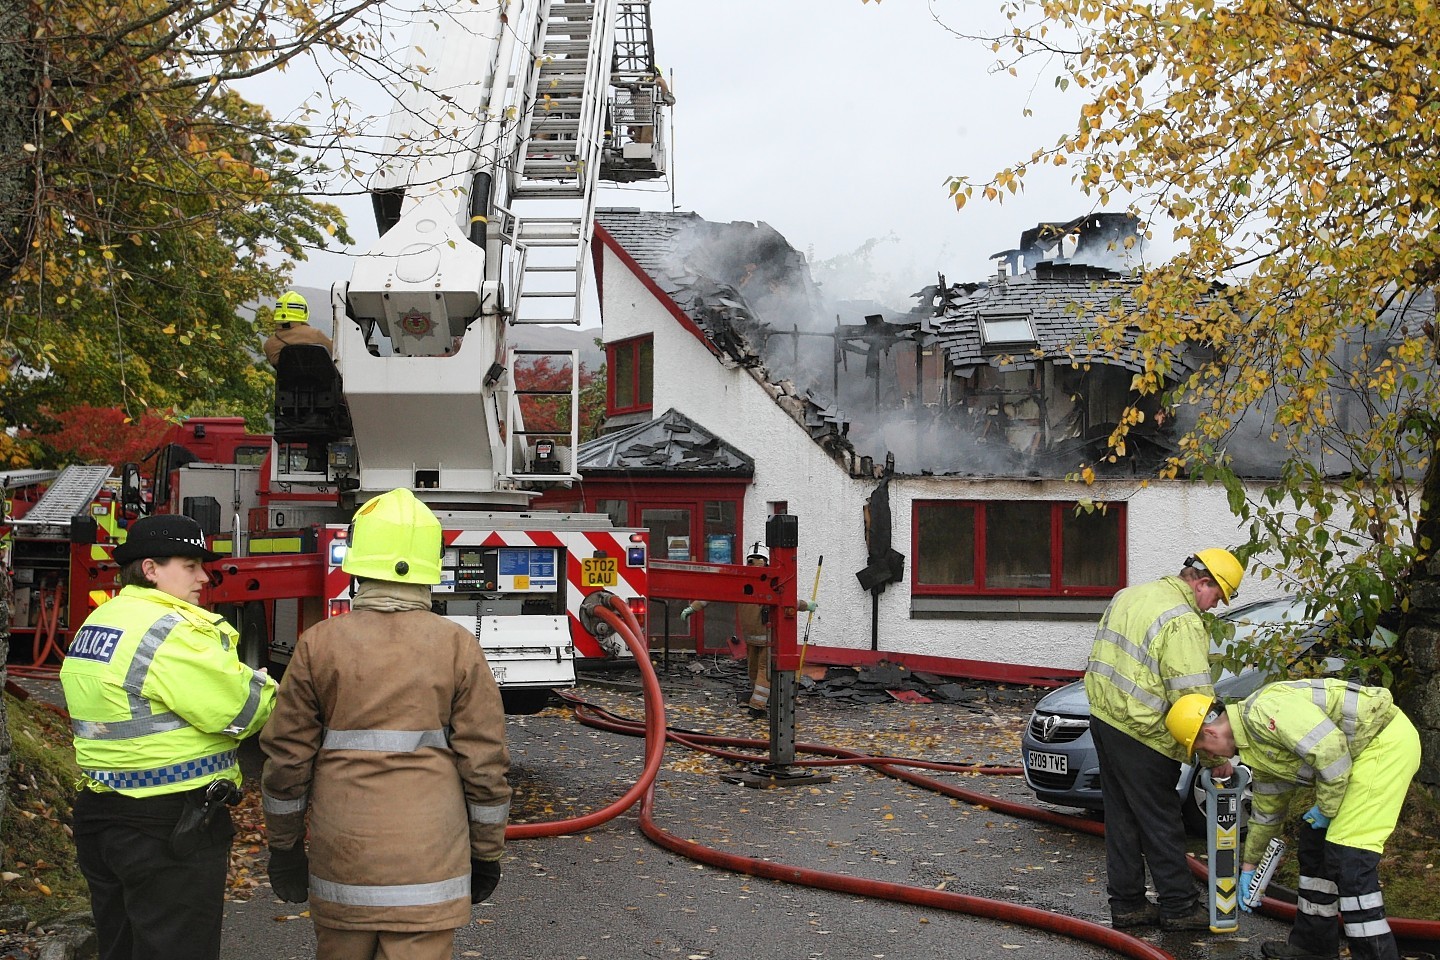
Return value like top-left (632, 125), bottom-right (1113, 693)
top-left (215, 660), bottom-right (1328, 960)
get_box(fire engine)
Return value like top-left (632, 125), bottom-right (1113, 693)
top-left (2, 0), bottom-right (669, 714)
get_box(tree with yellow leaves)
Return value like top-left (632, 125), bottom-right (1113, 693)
top-left (943, 0), bottom-right (1440, 784)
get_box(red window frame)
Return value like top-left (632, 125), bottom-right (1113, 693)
top-left (911, 500), bottom-right (1126, 598)
top-left (606, 335), bottom-right (653, 416)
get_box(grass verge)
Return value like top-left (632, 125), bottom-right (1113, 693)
top-left (2, 692), bottom-right (88, 923)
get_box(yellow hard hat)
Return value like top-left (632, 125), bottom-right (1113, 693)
top-left (341, 488), bottom-right (443, 585)
top-left (1190, 547), bottom-right (1244, 603)
top-left (274, 290), bottom-right (309, 325)
top-left (1166, 693), bottom-right (1222, 757)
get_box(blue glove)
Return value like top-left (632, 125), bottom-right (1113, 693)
top-left (1238, 868), bottom-right (1256, 912)
top-left (680, 605), bottom-right (696, 621)
top-left (798, 600), bottom-right (819, 614)
top-left (1303, 804), bottom-right (1331, 830)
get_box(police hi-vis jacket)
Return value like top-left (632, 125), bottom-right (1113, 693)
top-left (1085, 576), bottom-right (1217, 761)
top-left (1227, 678), bottom-right (1400, 863)
top-left (60, 586), bottom-right (277, 797)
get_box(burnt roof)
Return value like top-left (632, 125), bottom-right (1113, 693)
top-left (596, 209), bottom-right (868, 473)
top-left (596, 209), bottom-right (826, 365)
top-left (931, 262), bottom-right (1204, 380)
top-left (576, 407), bottom-right (754, 475)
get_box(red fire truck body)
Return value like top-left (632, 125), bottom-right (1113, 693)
top-left (4, 416), bottom-right (647, 714)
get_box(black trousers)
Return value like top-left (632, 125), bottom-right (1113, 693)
top-left (1091, 716), bottom-right (1198, 916)
top-left (1289, 823), bottom-right (1397, 960)
top-left (73, 789), bottom-right (233, 960)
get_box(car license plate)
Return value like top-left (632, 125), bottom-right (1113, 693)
top-left (581, 557), bottom-right (618, 588)
top-left (1026, 750), bottom-right (1068, 774)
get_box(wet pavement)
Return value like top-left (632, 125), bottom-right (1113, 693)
top-left (216, 658), bottom-right (1325, 960)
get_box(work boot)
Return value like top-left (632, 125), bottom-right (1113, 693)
top-left (1158, 901), bottom-right (1212, 931)
top-left (1110, 903), bottom-right (1161, 928)
top-left (1259, 941), bottom-right (1339, 960)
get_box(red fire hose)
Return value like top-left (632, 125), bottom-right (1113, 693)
top-left (508, 596), bottom-right (1172, 960)
top-left (503, 601), bottom-right (666, 840)
top-left (11, 583), bottom-right (66, 680)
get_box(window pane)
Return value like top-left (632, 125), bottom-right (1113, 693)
top-left (916, 503), bottom-right (975, 585)
top-left (1062, 507), bottom-right (1121, 586)
top-left (644, 506), bottom-right (692, 641)
top-left (984, 502), bottom-right (1050, 590)
top-left (643, 508), bottom-right (692, 561)
top-left (596, 499), bottom-right (628, 526)
top-left (613, 344), bottom-right (635, 408)
top-left (637, 338), bottom-right (654, 405)
top-left (703, 500), bottom-right (737, 563)
top-left (980, 316), bottom-right (1036, 345)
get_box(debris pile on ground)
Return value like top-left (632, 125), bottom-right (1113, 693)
top-left (588, 655), bottom-right (1042, 711)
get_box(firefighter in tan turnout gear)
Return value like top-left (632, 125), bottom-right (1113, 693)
top-left (60, 513), bottom-right (277, 960)
top-left (681, 546), bottom-right (817, 718)
top-left (1083, 547), bottom-right (1244, 931)
top-left (1168, 679), bottom-right (1420, 960)
top-left (261, 488), bottom-right (512, 960)
top-left (261, 289), bottom-right (332, 367)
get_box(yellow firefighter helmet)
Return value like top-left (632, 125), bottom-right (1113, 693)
top-left (341, 488), bottom-right (443, 585)
top-left (1166, 693), bottom-right (1222, 757)
top-left (274, 290), bottom-right (309, 325)
top-left (1189, 547), bottom-right (1244, 603)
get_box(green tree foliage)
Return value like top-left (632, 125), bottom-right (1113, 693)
top-left (938, 0), bottom-right (1440, 778)
top-left (1, 0), bottom-right (370, 452)
top-left (945, 1), bottom-right (1440, 655)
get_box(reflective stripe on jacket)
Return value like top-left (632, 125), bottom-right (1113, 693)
top-left (260, 608), bottom-right (511, 931)
top-left (1229, 678), bottom-right (1399, 862)
top-left (59, 585), bottom-right (276, 798)
top-left (1084, 576), bottom-right (1215, 762)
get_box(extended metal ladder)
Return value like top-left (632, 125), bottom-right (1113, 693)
top-left (505, 0), bottom-right (617, 324)
top-left (603, 0), bottom-right (668, 184)
top-left (10, 464), bottom-right (112, 530)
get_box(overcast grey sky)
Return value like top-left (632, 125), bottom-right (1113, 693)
top-left (278, 1), bottom-right (1113, 316)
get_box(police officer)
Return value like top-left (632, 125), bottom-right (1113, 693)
top-left (60, 513), bottom-right (277, 960)
top-left (1168, 680), bottom-right (1420, 960)
top-left (1084, 548), bottom-right (1244, 931)
top-left (261, 488), bottom-right (511, 960)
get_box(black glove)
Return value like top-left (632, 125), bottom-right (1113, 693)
top-left (268, 844), bottom-right (309, 903)
top-left (470, 857), bottom-right (501, 903)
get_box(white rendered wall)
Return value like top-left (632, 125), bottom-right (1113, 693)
top-left (600, 247), bottom-right (1286, 673)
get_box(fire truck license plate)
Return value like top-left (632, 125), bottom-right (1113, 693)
top-left (581, 557), bottom-right (618, 587)
top-left (1026, 751), bottom-right (1068, 774)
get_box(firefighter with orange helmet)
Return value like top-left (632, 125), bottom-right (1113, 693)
top-left (261, 488), bottom-right (511, 960)
top-left (1083, 548), bottom-right (1244, 931)
top-left (1169, 681), bottom-right (1419, 960)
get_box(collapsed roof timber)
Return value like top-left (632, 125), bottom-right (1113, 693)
top-left (596, 209), bottom-right (1205, 479)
